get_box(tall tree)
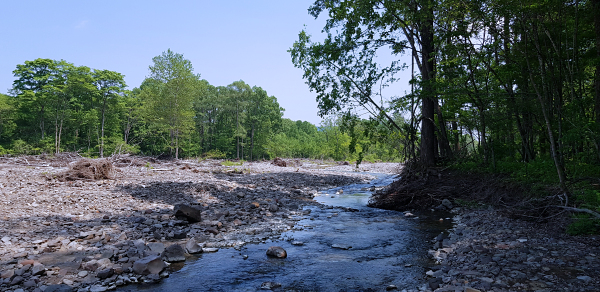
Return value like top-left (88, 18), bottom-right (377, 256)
top-left (92, 70), bottom-right (126, 157)
top-left (142, 49), bottom-right (199, 159)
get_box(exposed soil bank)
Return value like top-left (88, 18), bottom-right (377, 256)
top-left (370, 169), bottom-right (600, 291)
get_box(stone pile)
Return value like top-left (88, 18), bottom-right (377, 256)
top-left (424, 209), bottom-right (600, 292)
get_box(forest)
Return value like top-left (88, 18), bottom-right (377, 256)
top-left (0, 50), bottom-right (401, 163)
top-left (288, 0), bottom-right (600, 233)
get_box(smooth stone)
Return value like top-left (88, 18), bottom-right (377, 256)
top-left (331, 243), bottom-right (352, 250)
top-left (97, 268), bottom-right (114, 279)
top-left (260, 281), bottom-right (282, 290)
top-left (266, 246), bottom-right (287, 258)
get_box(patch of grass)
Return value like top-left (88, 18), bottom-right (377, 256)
top-left (567, 214), bottom-right (600, 235)
top-left (221, 160), bottom-right (244, 167)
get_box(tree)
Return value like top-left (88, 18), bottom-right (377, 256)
top-left (142, 49), bottom-right (199, 159)
top-left (290, 0), bottom-right (447, 167)
top-left (0, 93), bottom-right (16, 142)
top-left (12, 59), bottom-right (61, 141)
top-left (92, 70), bottom-right (126, 157)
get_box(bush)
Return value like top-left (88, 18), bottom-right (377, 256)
top-left (567, 215), bottom-right (600, 235)
top-left (201, 149), bottom-right (226, 160)
top-left (11, 139), bottom-right (35, 155)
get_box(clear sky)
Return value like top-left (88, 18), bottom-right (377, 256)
top-left (0, 1), bottom-right (412, 125)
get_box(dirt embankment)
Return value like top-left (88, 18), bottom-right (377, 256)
top-left (0, 155), bottom-right (396, 292)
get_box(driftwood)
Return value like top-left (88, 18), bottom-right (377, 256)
top-left (552, 205), bottom-right (600, 219)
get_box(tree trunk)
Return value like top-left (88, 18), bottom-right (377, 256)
top-left (100, 95), bottom-right (107, 158)
top-left (419, 1), bottom-right (436, 167)
top-left (250, 124), bottom-right (255, 161)
top-left (594, 0), bottom-right (600, 130)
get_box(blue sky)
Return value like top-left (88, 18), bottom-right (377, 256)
top-left (0, 1), bottom-right (412, 125)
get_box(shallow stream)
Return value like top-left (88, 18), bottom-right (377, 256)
top-left (121, 173), bottom-right (452, 291)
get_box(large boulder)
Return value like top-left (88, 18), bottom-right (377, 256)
top-left (162, 244), bottom-right (186, 262)
top-left (132, 255), bottom-right (166, 275)
top-left (266, 246), bottom-right (287, 258)
top-left (174, 204), bottom-right (202, 223)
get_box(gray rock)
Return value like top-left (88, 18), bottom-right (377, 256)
top-left (89, 285), bottom-right (108, 292)
top-left (185, 238), bottom-right (203, 254)
top-left (174, 204), bottom-right (202, 223)
top-left (577, 275), bottom-right (592, 282)
top-left (147, 242), bottom-right (165, 255)
top-left (331, 243), bottom-right (352, 250)
top-left (97, 268), bottom-right (114, 279)
top-left (1, 269), bottom-right (14, 279)
top-left (44, 285), bottom-right (73, 292)
top-left (10, 275), bottom-right (24, 285)
top-left (428, 278), bottom-right (442, 290)
top-left (266, 246), bottom-right (287, 258)
top-left (23, 279), bottom-right (37, 288)
top-left (132, 255), bottom-right (166, 275)
top-left (162, 244), bottom-right (186, 262)
top-left (442, 199), bottom-right (453, 209)
top-left (31, 263), bottom-right (45, 276)
top-left (260, 281), bottom-right (282, 289)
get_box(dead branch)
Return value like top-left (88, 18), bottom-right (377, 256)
top-left (551, 206), bottom-right (600, 219)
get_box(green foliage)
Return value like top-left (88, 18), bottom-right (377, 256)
top-left (566, 215), bottom-right (600, 235)
top-left (201, 149), bottom-right (227, 160)
top-left (221, 160), bottom-right (244, 166)
top-left (11, 139), bottom-right (35, 155)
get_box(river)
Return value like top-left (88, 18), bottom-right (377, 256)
top-left (120, 172), bottom-right (452, 291)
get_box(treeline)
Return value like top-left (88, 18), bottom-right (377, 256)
top-left (0, 50), bottom-right (400, 162)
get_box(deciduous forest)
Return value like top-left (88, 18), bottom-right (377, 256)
top-left (289, 0), bottom-right (600, 233)
top-left (0, 50), bottom-right (401, 163)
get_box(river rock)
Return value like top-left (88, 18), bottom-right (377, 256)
top-left (260, 281), bottom-right (282, 289)
top-left (1, 269), bottom-right (14, 279)
top-left (97, 268), bottom-right (114, 279)
top-left (133, 255), bottom-right (166, 275)
top-left (174, 204), bottom-right (202, 223)
top-left (266, 246), bottom-right (287, 258)
top-left (147, 242), bottom-right (165, 255)
top-left (185, 238), bottom-right (203, 254)
top-left (332, 243), bottom-right (352, 250)
top-left (163, 244), bottom-right (186, 262)
top-left (441, 199), bottom-right (453, 209)
top-left (31, 263), bottom-right (45, 275)
top-left (10, 275), bottom-right (24, 285)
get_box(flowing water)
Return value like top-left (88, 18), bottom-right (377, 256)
top-left (121, 173), bottom-right (452, 292)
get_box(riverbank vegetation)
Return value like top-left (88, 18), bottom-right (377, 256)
top-left (291, 0), bottom-right (600, 234)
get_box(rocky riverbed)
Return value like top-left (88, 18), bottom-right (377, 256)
top-left (422, 207), bottom-right (600, 292)
top-left (0, 156), bottom-right (397, 292)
